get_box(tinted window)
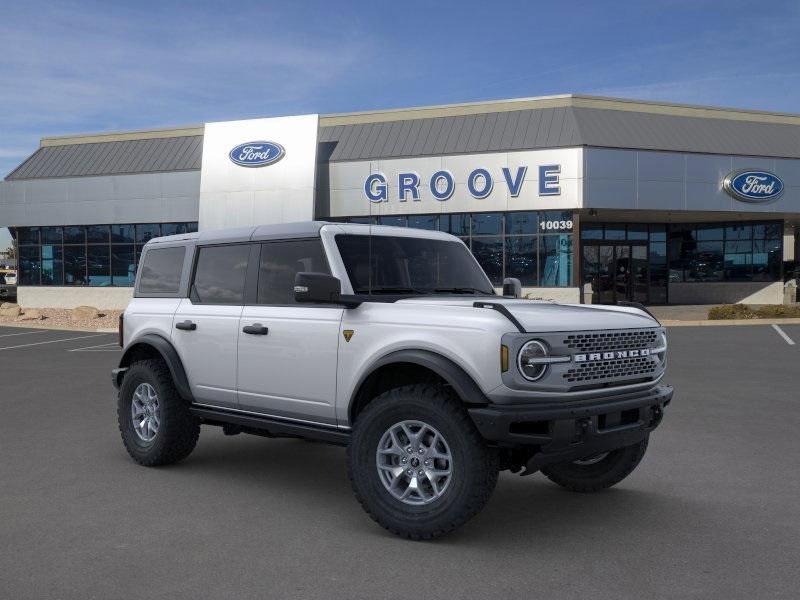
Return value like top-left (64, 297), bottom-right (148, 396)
top-left (17, 227), bottom-right (40, 245)
top-left (111, 224), bottom-right (135, 244)
top-left (506, 212), bottom-right (537, 235)
top-left (335, 234), bottom-right (494, 295)
top-left (87, 245), bottom-right (111, 286)
top-left (471, 213), bottom-right (503, 235)
top-left (540, 234), bottom-right (573, 286)
top-left (86, 225), bottom-right (109, 243)
top-left (138, 246), bottom-right (186, 295)
top-left (41, 244), bottom-right (63, 285)
top-left (408, 215), bottom-right (438, 230)
top-left (471, 237), bottom-right (503, 285)
top-left (19, 246), bottom-right (40, 285)
top-left (41, 227), bottom-right (63, 244)
top-left (258, 240), bottom-right (329, 304)
top-left (379, 216), bottom-right (407, 227)
top-left (64, 246), bottom-right (87, 285)
top-left (162, 223), bottom-right (191, 236)
top-left (112, 246), bottom-right (136, 286)
top-left (136, 224), bottom-right (161, 244)
top-left (63, 226), bottom-right (85, 244)
top-left (439, 214), bottom-right (469, 236)
top-left (505, 236), bottom-right (537, 285)
top-left (191, 245), bottom-right (249, 304)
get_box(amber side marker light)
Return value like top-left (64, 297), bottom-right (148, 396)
top-left (500, 345), bottom-right (509, 372)
top-left (118, 313), bottom-right (124, 347)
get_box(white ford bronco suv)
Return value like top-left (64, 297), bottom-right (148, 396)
top-left (113, 221), bottom-right (672, 539)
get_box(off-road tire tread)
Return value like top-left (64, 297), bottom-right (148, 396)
top-left (118, 358), bottom-right (200, 467)
top-left (347, 384), bottom-right (498, 540)
top-left (541, 437), bottom-right (649, 493)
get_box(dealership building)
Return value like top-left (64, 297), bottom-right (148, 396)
top-left (1, 93), bottom-right (799, 309)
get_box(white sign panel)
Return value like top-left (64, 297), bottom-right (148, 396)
top-left (328, 148), bottom-right (582, 217)
top-left (198, 114), bottom-right (319, 230)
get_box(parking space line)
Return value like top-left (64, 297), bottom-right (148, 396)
top-left (68, 341), bottom-right (120, 352)
top-left (771, 324), bottom-right (795, 345)
top-left (0, 333), bottom-right (109, 351)
top-left (0, 330), bottom-right (49, 339)
top-left (69, 347), bottom-right (120, 352)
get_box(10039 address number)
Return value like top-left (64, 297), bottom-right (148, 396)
top-left (539, 220), bottom-right (573, 232)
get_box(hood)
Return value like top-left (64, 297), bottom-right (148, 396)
top-left (394, 297), bottom-right (659, 332)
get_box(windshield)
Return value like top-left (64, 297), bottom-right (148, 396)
top-left (335, 234), bottom-right (495, 296)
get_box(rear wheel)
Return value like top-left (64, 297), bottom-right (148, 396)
top-left (348, 384), bottom-right (498, 540)
top-left (117, 359), bottom-right (200, 466)
top-left (540, 437), bottom-right (649, 493)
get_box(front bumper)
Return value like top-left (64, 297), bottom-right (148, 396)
top-left (468, 384), bottom-right (672, 471)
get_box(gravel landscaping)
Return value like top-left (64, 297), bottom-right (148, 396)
top-left (0, 304), bottom-right (121, 331)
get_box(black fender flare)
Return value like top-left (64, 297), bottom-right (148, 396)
top-left (117, 334), bottom-right (194, 401)
top-left (350, 349), bottom-right (489, 419)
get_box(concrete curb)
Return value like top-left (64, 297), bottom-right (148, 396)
top-left (0, 321), bottom-right (117, 333)
top-left (661, 317), bottom-right (800, 327)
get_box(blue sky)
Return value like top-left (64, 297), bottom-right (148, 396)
top-left (1, 0), bottom-right (799, 249)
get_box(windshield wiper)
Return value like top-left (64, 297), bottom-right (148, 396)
top-left (433, 287), bottom-right (495, 295)
top-left (355, 286), bottom-right (426, 294)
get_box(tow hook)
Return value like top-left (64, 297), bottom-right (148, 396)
top-left (650, 406), bottom-right (664, 427)
top-left (575, 417), bottom-right (590, 442)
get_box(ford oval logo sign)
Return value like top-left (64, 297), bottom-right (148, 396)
top-left (723, 169), bottom-right (784, 203)
top-left (229, 141), bottom-right (285, 167)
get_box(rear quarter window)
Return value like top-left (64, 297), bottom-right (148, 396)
top-left (137, 246), bottom-right (186, 296)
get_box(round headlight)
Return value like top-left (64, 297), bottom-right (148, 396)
top-left (656, 331), bottom-right (668, 363)
top-left (517, 340), bottom-right (549, 381)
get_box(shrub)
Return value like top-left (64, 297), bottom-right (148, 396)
top-left (708, 304), bottom-right (757, 320)
top-left (754, 304), bottom-right (800, 318)
top-left (708, 304), bottom-right (800, 319)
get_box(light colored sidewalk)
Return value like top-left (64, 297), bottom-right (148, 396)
top-left (646, 305), bottom-right (711, 322)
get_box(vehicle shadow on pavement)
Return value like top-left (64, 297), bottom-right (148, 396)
top-left (159, 431), bottom-right (679, 545)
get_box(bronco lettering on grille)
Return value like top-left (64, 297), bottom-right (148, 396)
top-left (574, 348), bottom-right (651, 362)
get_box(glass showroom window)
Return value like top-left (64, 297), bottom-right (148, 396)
top-left (341, 211), bottom-right (575, 288)
top-left (667, 221), bottom-right (782, 283)
top-left (14, 222), bottom-right (197, 286)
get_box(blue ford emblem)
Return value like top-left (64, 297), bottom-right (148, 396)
top-left (723, 169), bottom-right (784, 203)
top-left (229, 141), bottom-right (285, 167)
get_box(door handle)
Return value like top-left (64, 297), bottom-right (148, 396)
top-left (242, 323), bottom-right (269, 335)
top-left (175, 320), bottom-right (197, 331)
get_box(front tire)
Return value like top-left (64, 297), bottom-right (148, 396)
top-left (117, 358), bottom-right (200, 466)
top-left (540, 437), bottom-right (649, 493)
top-left (348, 384), bottom-right (498, 540)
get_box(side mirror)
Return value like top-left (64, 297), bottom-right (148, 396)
top-left (502, 277), bottom-right (522, 298)
top-left (294, 272), bottom-right (343, 304)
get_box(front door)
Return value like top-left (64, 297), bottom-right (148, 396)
top-left (236, 239), bottom-right (343, 426)
top-left (583, 242), bottom-right (648, 304)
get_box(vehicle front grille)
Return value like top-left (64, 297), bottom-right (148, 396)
top-left (563, 330), bottom-right (659, 353)
top-left (563, 356), bottom-right (657, 383)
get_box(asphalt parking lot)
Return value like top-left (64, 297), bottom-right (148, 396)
top-left (1, 324), bottom-right (799, 599)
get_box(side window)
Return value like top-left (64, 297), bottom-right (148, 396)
top-left (138, 246), bottom-right (186, 295)
top-left (258, 239), bottom-right (330, 305)
top-left (191, 244), bottom-right (250, 305)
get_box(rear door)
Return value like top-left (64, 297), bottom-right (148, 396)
top-left (237, 238), bottom-right (343, 425)
top-left (171, 243), bottom-right (253, 408)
